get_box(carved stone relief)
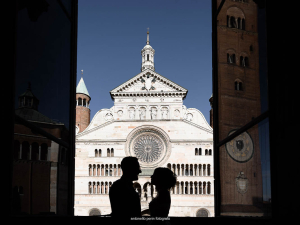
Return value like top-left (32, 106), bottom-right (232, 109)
top-left (129, 107), bottom-right (135, 119)
top-left (174, 109), bottom-right (180, 117)
top-left (161, 107), bottom-right (168, 119)
top-left (139, 107), bottom-right (146, 120)
top-left (117, 110), bottom-right (123, 117)
top-left (105, 113), bottom-right (113, 121)
top-left (236, 172), bottom-right (248, 194)
top-left (150, 107), bottom-right (157, 120)
top-left (186, 113), bottom-right (193, 121)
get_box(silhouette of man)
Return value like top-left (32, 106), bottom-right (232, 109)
top-left (109, 156), bottom-right (142, 219)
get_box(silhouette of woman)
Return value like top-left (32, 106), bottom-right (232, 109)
top-left (149, 167), bottom-right (177, 218)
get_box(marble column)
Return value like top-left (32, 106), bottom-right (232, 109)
top-left (179, 182), bottom-right (181, 194)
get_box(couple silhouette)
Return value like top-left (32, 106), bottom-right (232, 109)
top-left (109, 156), bottom-right (177, 220)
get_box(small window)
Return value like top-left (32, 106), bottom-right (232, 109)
top-left (235, 81), bottom-right (243, 91)
top-left (147, 54), bottom-right (149, 61)
top-left (245, 57), bottom-right (249, 67)
top-left (228, 54), bottom-right (235, 64)
top-left (250, 45), bottom-right (253, 52)
top-left (230, 16), bottom-right (236, 28)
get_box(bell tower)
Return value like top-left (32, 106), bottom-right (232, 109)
top-left (76, 76), bottom-right (91, 134)
top-left (141, 28), bottom-right (155, 72)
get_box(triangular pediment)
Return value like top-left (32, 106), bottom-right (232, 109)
top-left (110, 69), bottom-right (188, 99)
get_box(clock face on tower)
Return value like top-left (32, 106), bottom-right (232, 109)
top-left (225, 130), bottom-right (254, 163)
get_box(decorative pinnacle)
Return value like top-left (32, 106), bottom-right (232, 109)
top-left (147, 28), bottom-right (150, 45)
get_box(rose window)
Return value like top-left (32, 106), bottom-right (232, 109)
top-left (133, 135), bottom-right (163, 163)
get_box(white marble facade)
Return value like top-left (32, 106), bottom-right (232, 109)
top-left (74, 32), bottom-right (214, 217)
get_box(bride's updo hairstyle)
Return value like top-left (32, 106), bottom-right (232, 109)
top-left (153, 167), bottom-right (177, 190)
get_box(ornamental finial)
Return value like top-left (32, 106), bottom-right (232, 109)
top-left (147, 28), bottom-right (150, 44)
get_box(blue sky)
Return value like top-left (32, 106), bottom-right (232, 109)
top-left (77, 0), bottom-right (213, 123)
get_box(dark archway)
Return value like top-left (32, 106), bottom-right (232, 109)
top-left (89, 208), bottom-right (101, 216)
top-left (196, 209), bottom-right (209, 217)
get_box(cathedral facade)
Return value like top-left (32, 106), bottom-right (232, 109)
top-left (74, 31), bottom-right (214, 217)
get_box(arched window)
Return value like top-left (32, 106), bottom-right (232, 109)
top-left (89, 182), bottom-right (92, 194)
top-left (227, 53), bottom-right (235, 64)
top-left (107, 148), bottom-right (110, 157)
top-left (205, 149), bottom-right (208, 155)
top-left (208, 182), bottom-right (211, 194)
top-left (89, 165), bottom-right (92, 176)
top-left (83, 99), bottom-right (86, 107)
top-left (250, 45), bottom-right (253, 52)
top-left (240, 56), bottom-right (249, 67)
top-left (199, 148), bottom-right (202, 155)
top-left (199, 182), bottom-right (202, 194)
top-left (93, 182), bottom-right (96, 194)
top-left (109, 165), bottom-right (113, 176)
top-left (240, 56), bottom-right (244, 66)
top-left (78, 98), bottom-right (82, 106)
top-left (230, 16), bottom-right (236, 28)
top-left (111, 148), bottom-right (114, 157)
top-left (99, 149), bottom-right (102, 157)
top-left (245, 57), bottom-right (249, 67)
top-left (209, 149), bottom-right (212, 155)
top-left (167, 163), bottom-right (171, 170)
top-left (208, 165), bottom-right (211, 176)
top-left (95, 149), bottom-right (98, 157)
top-left (195, 148), bottom-right (198, 155)
top-left (235, 81), bottom-right (243, 91)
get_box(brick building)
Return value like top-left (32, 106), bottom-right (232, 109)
top-left (12, 84), bottom-right (70, 215)
top-left (211, 0), bottom-right (265, 216)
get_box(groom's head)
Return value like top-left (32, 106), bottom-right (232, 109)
top-left (121, 157), bottom-right (141, 181)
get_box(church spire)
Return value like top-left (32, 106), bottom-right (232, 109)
top-left (141, 29), bottom-right (155, 72)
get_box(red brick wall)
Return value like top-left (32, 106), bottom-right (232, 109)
top-left (216, 0), bottom-right (263, 214)
top-left (76, 93), bottom-right (91, 133)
